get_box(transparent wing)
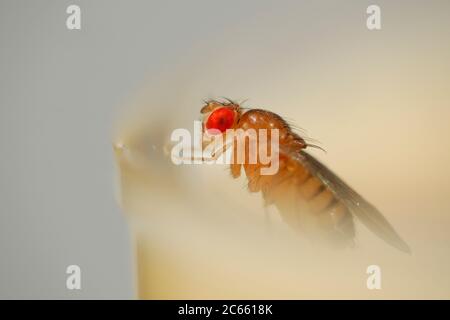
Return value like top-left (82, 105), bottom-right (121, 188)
top-left (293, 150), bottom-right (411, 253)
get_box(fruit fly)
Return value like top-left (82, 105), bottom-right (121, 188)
top-left (199, 99), bottom-right (410, 253)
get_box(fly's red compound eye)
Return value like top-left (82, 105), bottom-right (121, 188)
top-left (205, 107), bottom-right (235, 134)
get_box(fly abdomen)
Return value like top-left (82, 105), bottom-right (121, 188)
top-left (294, 172), bottom-right (356, 247)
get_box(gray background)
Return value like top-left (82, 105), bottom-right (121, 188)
top-left (1, 0), bottom-right (449, 299)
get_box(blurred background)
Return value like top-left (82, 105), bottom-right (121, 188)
top-left (1, 0), bottom-right (449, 299)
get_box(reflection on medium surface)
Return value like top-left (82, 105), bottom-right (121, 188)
top-left (113, 90), bottom-right (450, 299)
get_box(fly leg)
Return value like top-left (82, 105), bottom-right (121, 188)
top-left (171, 139), bottom-right (234, 163)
